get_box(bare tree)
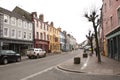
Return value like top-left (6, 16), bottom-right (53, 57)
top-left (84, 10), bottom-right (101, 62)
top-left (86, 30), bottom-right (94, 56)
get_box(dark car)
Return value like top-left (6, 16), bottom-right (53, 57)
top-left (0, 50), bottom-right (21, 64)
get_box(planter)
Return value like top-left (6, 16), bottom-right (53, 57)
top-left (83, 53), bottom-right (88, 58)
top-left (74, 57), bottom-right (80, 64)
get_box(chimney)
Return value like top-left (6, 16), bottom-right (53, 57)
top-left (45, 21), bottom-right (48, 24)
top-left (39, 14), bottom-right (44, 21)
top-left (50, 22), bottom-right (54, 26)
top-left (32, 12), bottom-right (37, 18)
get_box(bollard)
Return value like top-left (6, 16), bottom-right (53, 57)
top-left (83, 53), bottom-right (88, 58)
top-left (74, 57), bottom-right (80, 64)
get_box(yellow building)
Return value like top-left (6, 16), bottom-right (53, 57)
top-left (48, 22), bottom-right (60, 53)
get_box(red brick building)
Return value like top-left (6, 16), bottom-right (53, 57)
top-left (101, 0), bottom-right (120, 61)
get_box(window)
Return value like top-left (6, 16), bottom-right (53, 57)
top-left (104, 3), bottom-right (107, 13)
top-left (47, 34), bottom-right (49, 40)
top-left (37, 20), bottom-right (39, 27)
top-left (4, 15), bottom-right (9, 24)
top-left (44, 32), bottom-right (46, 40)
top-left (23, 32), bottom-right (27, 39)
top-left (25, 22), bottom-right (27, 29)
top-left (40, 33), bottom-right (43, 40)
top-left (11, 17), bottom-right (16, 26)
top-left (28, 33), bottom-right (32, 40)
top-left (11, 29), bottom-right (16, 38)
top-left (44, 24), bottom-right (46, 30)
top-left (117, 8), bottom-right (120, 25)
top-left (47, 25), bottom-right (48, 31)
top-left (18, 30), bottom-right (22, 39)
top-left (3, 27), bottom-right (9, 37)
top-left (105, 21), bottom-right (108, 33)
top-left (36, 32), bottom-right (39, 39)
top-left (18, 19), bottom-right (22, 27)
top-left (39, 22), bottom-right (41, 28)
top-left (29, 23), bottom-right (32, 30)
top-left (42, 23), bottom-right (44, 29)
top-left (110, 16), bottom-right (113, 29)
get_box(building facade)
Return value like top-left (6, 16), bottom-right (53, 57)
top-left (58, 28), bottom-right (65, 52)
top-left (0, 7), bottom-right (33, 55)
top-left (13, 6), bottom-right (49, 53)
top-left (101, 0), bottom-right (120, 61)
top-left (31, 13), bottom-right (49, 52)
top-left (48, 22), bottom-right (60, 53)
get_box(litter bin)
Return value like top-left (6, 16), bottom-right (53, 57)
top-left (74, 57), bottom-right (80, 64)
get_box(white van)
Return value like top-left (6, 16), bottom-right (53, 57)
top-left (27, 48), bottom-right (46, 59)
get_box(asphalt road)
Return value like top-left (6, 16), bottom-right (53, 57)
top-left (0, 49), bottom-right (120, 80)
top-left (0, 50), bottom-right (80, 80)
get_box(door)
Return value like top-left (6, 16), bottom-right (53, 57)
top-left (7, 50), bottom-right (16, 61)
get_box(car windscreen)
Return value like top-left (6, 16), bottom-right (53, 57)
top-left (0, 50), bottom-right (15, 54)
top-left (28, 49), bottom-right (34, 51)
top-left (0, 50), bottom-right (8, 54)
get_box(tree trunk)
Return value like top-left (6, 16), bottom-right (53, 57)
top-left (93, 21), bottom-right (101, 62)
top-left (90, 40), bottom-right (94, 54)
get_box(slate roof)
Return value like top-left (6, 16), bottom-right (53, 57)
top-left (0, 7), bottom-right (28, 21)
top-left (13, 6), bottom-right (32, 21)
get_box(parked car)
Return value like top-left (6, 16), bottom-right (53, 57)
top-left (84, 45), bottom-right (91, 51)
top-left (0, 50), bottom-right (21, 65)
top-left (26, 48), bottom-right (46, 59)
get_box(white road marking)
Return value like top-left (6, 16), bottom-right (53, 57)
top-left (81, 56), bottom-right (90, 70)
top-left (20, 56), bottom-right (75, 80)
top-left (20, 67), bottom-right (54, 80)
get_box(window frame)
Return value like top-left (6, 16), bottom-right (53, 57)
top-left (4, 14), bottom-right (9, 24)
top-left (11, 17), bottom-right (16, 26)
top-left (18, 19), bottom-right (22, 28)
top-left (18, 30), bottom-right (22, 39)
top-left (3, 27), bottom-right (9, 37)
top-left (11, 28), bottom-right (16, 38)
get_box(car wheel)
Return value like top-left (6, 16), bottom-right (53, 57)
top-left (44, 53), bottom-right (46, 57)
top-left (37, 54), bottom-right (40, 58)
top-left (28, 56), bottom-right (31, 59)
top-left (16, 57), bottom-right (21, 62)
top-left (3, 58), bottom-right (8, 64)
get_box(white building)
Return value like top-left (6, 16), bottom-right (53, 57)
top-left (0, 7), bottom-right (33, 55)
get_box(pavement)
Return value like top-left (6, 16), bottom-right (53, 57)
top-left (57, 51), bottom-right (120, 75)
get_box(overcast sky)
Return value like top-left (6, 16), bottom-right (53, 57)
top-left (0, 0), bottom-right (102, 43)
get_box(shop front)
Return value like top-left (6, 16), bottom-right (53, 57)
top-left (106, 27), bottom-right (120, 61)
top-left (34, 40), bottom-right (49, 53)
top-left (0, 38), bottom-right (33, 56)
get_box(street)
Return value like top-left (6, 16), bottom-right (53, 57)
top-left (0, 49), bottom-right (120, 80)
